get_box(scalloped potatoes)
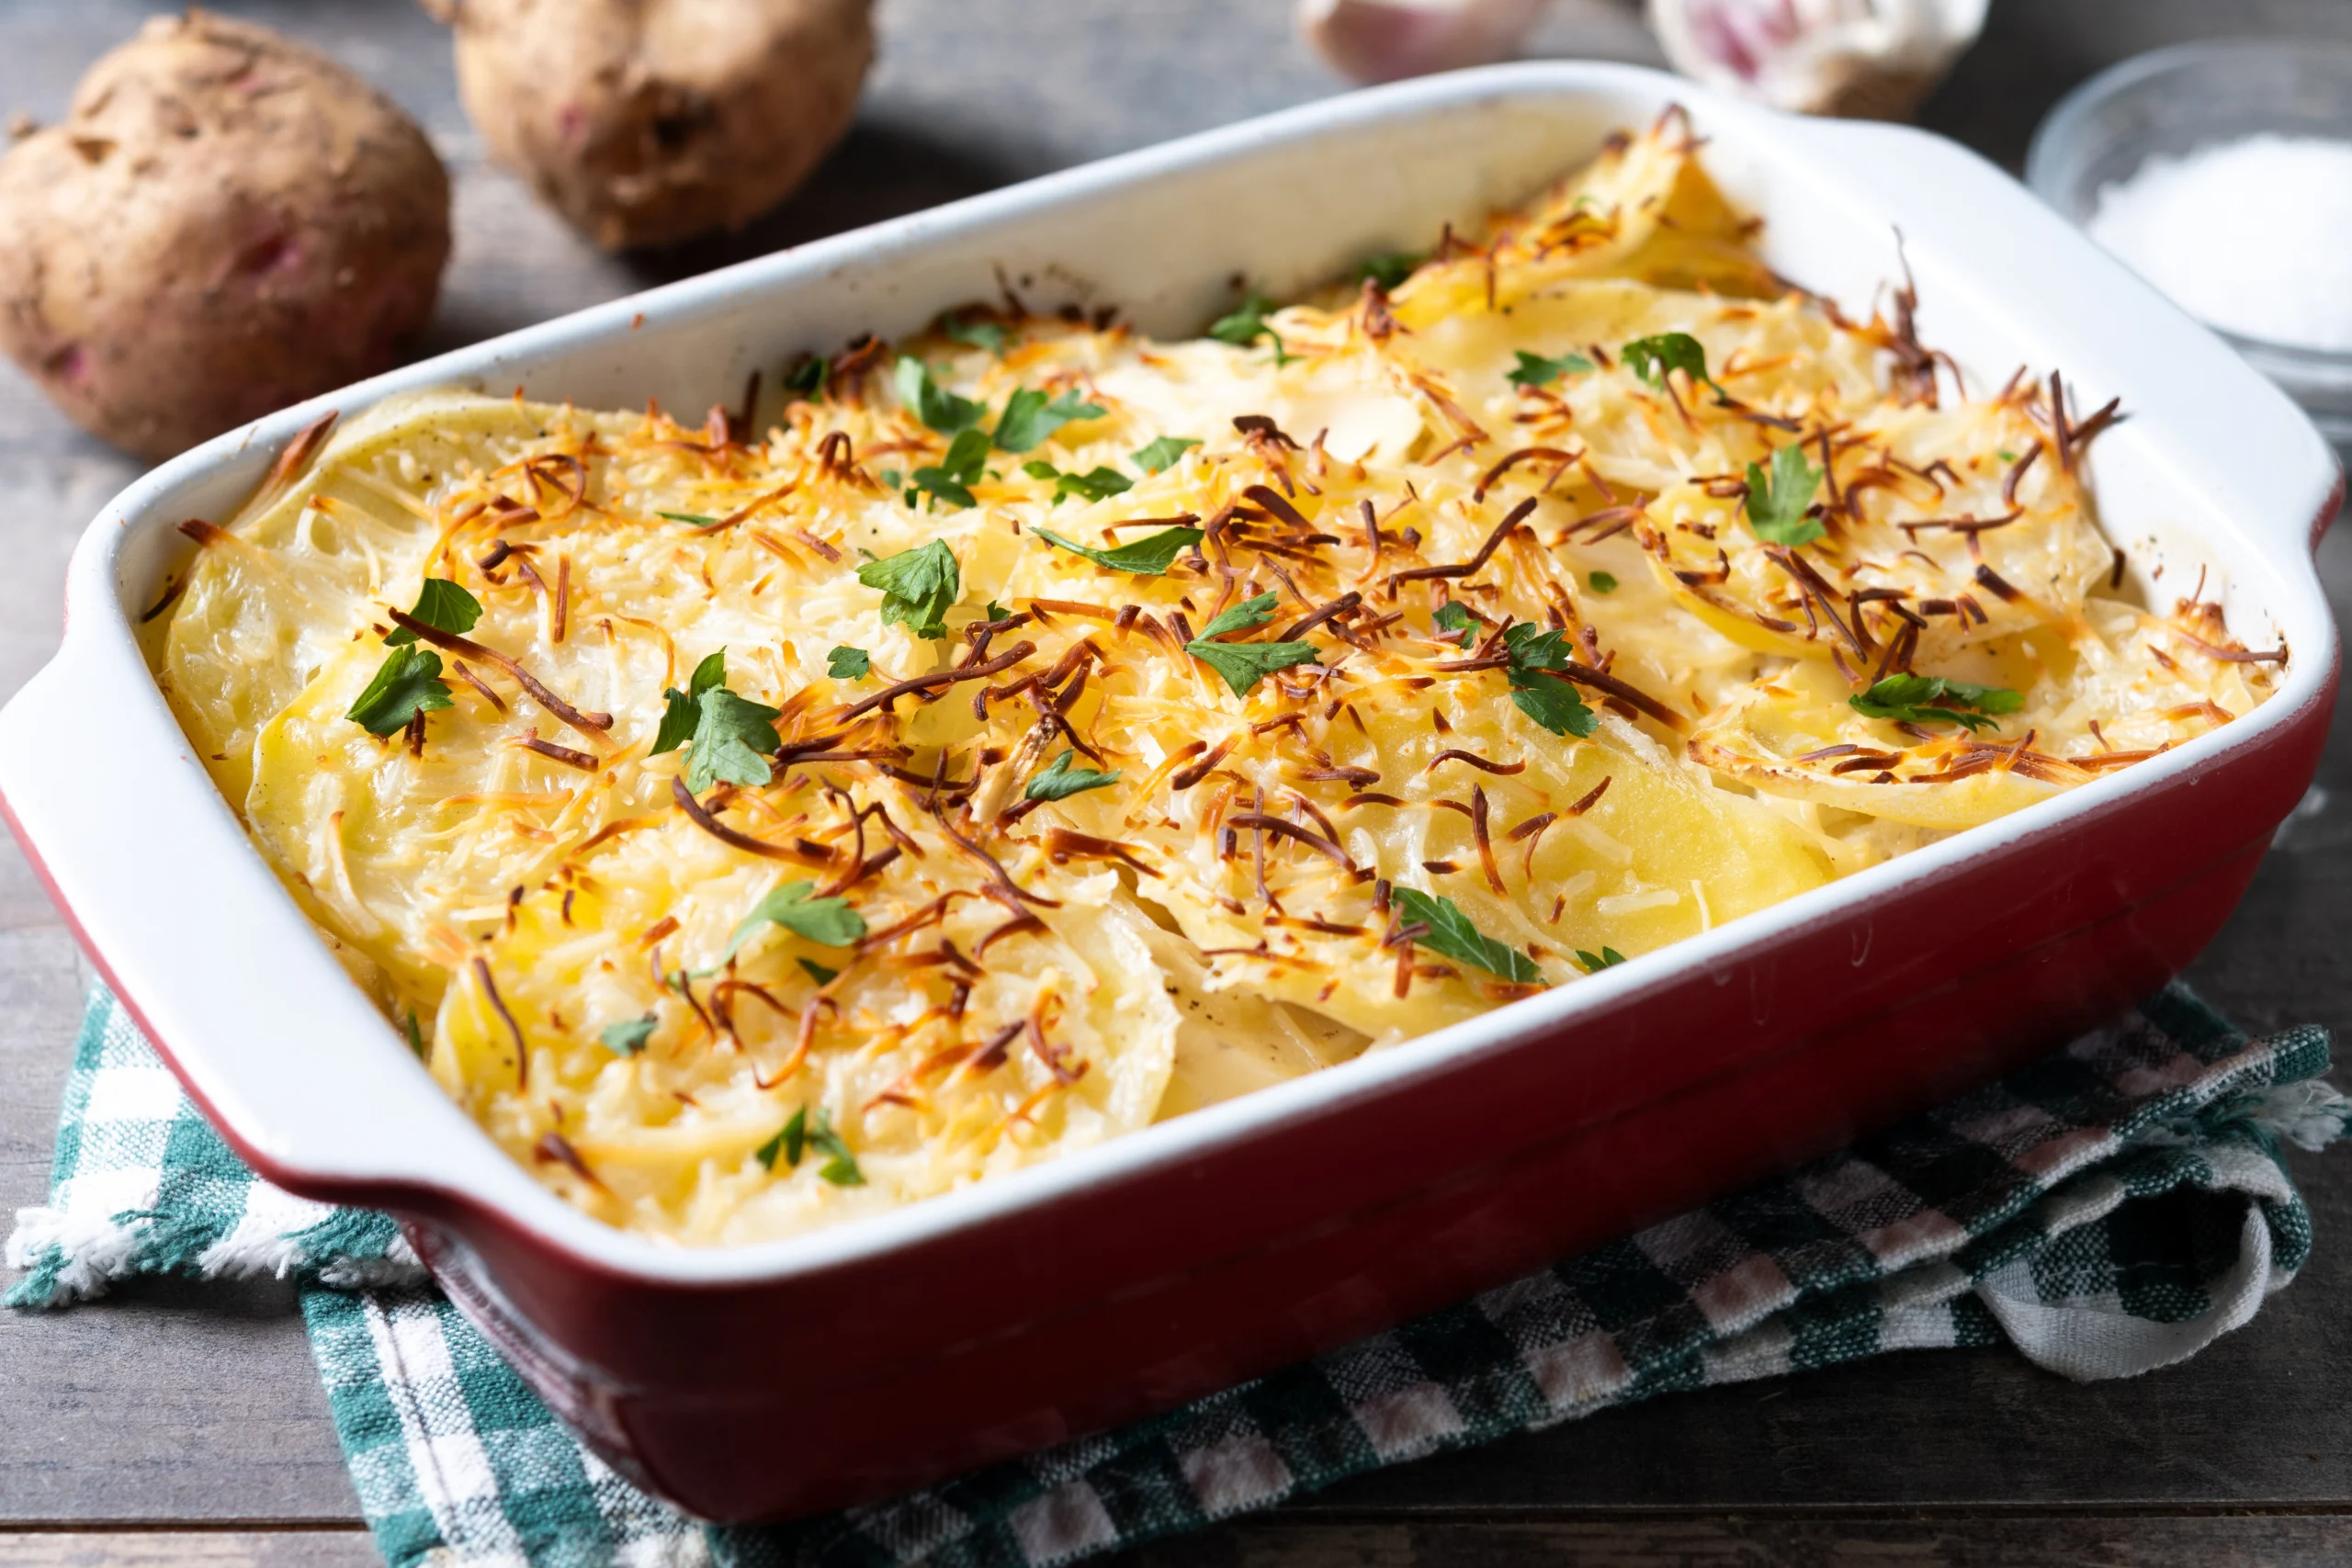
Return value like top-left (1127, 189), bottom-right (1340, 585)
top-left (153, 112), bottom-right (2278, 1245)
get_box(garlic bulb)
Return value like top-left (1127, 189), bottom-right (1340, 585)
top-left (1297, 0), bottom-right (1552, 85)
top-left (1646, 0), bottom-right (1987, 120)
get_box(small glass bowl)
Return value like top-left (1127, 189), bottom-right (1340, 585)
top-left (2026, 38), bottom-right (2352, 454)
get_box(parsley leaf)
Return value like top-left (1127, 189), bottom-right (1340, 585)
top-left (1035, 524), bottom-right (1204, 575)
top-left (1186, 637), bottom-right (1318, 695)
top-left (1848, 674), bottom-right (2024, 733)
top-left (895, 356), bottom-right (983, 434)
top-left (1026, 750), bottom-right (1123, 800)
top-left (1576, 946), bottom-right (1628, 973)
top-left (985, 601), bottom-right (1012, 623)
top-left (1499, 623), bottom-right (1597, 739)
top-left (782, 354), bottom-right (828, 401)
top-left (857, 539), bottom-right (961, 637)
top-left (651, 649), bottom-right (729, 756)
top-left (1745, 442), bottom-right (1825, 547)
top-left (943, 313), bottom-right (1007, 355)
top-left (755, 1105), bottom-right (862, 1183)
top-left (684, 688), bottom-right (781, 792)
top-left (1589, 571), bottom-right (1618, 594)
top-left (346, 646), bottom-right (453, 736)
top-left (1391, 888), bottom-right (1541, 983)
top-left (1131, 435), bottom-right (1201, 473)
top-left (599, 1015), bottom-right (657, 1055)
top-left (1505, 349), bottom-right (1595, 389)
top-left (1622, 332), bottom-right (1721, 394)
top-left (404, 1012), bottom-right (426, 1059)
top-left (808, 1112), bottom-right (865, 1185)
top-left (1196, 591), bottom-right (1278, 639)
top-left (725, 880), bottom-right (869, 961)
top-left (658, 511), bottom-right (718, 526)
top-left (1208, 290), bottom-right (1294, 363)
top-left (798, 958), bottom-right (839, 986)
top-left (1023, 459), bottom-right (1134, 504)
top-left (910, 427), bottom-right (990, 510)
top-left (650, 650), bottom-right (776, 789)
top-left (1432, 601), bottom-right (1477, 648)
top-left (383, 579), bottom-right (482, 647)
top-left (757, 1109), bottom-right (804, 1171)
top-left (993, 388), bottom-right (1106, 454)
top-left (1353, 250), bottom-right (1423, 290)
top-left (827, 645), bottom-right (871, 680)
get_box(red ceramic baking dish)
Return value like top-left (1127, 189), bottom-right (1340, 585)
top-left (0, 62), bottom-right (2338, 1522)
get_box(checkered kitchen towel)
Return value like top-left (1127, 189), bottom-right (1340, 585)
top-left (9, 985), bottom-right (2349, 1568)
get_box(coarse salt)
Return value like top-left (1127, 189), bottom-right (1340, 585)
top-left (2086, 133), bottom-right (2352, 353)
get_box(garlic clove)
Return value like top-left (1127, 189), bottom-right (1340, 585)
top-left (1645, 0), bottom-right (1988, 120)
top-left (1298, 0), bottom-right (1553, 85)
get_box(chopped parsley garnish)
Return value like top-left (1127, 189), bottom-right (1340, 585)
top-left (1035, 524), bottom-right (1203, 575)
top-left (658, 511), bottom-right (718, 526)
top-left (1023, 459), bottom-right (1134, 504)
top-left (1391, 888), bottom-right (1541, 983)
top-left (758, 1106), bottom-right (865, 1185)
top-left (993, 388), bottom-right (1106, 453)
top-left (383, 579), bottom-right (481, 646)
top-left (1187, 637), bottom-right (1318, 695)
top-left (857, 539), bottom-right (961, 638)
top-left (652, 649), bottom-right (726, 754)
top-left (798, 958), bottom-right (839, 986)
top-left (1622, 332), bottom-right (1722, 394)
top-left (1744, 442), bottom-right (1825, 547)
top-left (1589, 571), bottom-right (1618, 594)
top-left (1432, 601), bottom-right (1478, 648)
top-left (346, 646), bottom-right (452, 736)
top-left (1848, 674), bottom-right (2024, 732)
top-left (1196, 591), bottom-right (1278, 639)
top-left (650, 648), bottom-right (781, 791)
top-left (1353, 250), bottom-right (1424, 291)
top-left (1505, 349), bottom-right (1595, 389)
top-left (895, 355), bottom-right (983, 434)
top-left (910, 426), bottom-right (990, 510)
top-left (756, 1111), bottom-right (799, 1170)
top-left (725, 880), bottom-right (869, 960)
top-left (1498, 623), bottom-right (1597, 739)
top-left (1207, 290), bottom-right (1294, 363)
top-left (598, 1015), bottom-right (657, 1055)
top-left (1576, 947), bottom-right (1628, 973)
top-left (782, 354), bottom-right (829, 401)
top-left (404, 1011), bottom-right (426, 1059)
top-left (1025, 750), bottom-right (1123, 801)
top-left (985, 601), bottom-right (1012, 623)
top-left (826, 645), bottom-right (871, 680)
top-left (1131, 434), bottom-right (1201, 473)
top-left (1996, 447), bottom-right (2018, 462)
top-left (943, 312), bottom-right (1008, 355)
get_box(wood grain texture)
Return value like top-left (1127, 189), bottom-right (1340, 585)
top-left (0, 0), bottom-right (2348, 1556)
top-left (0, 1532), bottom-right (378, 1567)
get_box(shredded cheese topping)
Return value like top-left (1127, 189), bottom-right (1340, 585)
top-left (152, 111), bottom-right (2280, 1246)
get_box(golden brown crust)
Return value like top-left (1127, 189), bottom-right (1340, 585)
top-left (0, 10), bottom-right (450, 461)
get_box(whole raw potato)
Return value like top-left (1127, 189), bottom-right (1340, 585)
top-left (0, 12), bottom-right (451, 462)
top-left (428, 0), bottom-right (874, 251)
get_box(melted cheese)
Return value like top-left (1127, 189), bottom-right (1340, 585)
top-left (153, 112), bottom-right (2278, 1245)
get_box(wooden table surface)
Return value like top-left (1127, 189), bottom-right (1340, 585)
top-left (4, 3), bottom-right (2351, 1563)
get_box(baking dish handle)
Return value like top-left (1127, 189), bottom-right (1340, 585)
top-left (1758, 107), bottom-right (2346, 561)
top-left (0, 626), bottom-right (535, 1211)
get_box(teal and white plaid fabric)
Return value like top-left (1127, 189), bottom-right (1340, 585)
top-left (9, 984), bottom-right (2348, 1568)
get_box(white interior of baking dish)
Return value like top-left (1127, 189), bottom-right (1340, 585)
top-left (0, 62), bottom-right (2335, 1286)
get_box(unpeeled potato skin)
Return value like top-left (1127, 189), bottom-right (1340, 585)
top-left (0, 11), bottom-right (451, 463)
top-left (431, 0), bottom-right (875, 252)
